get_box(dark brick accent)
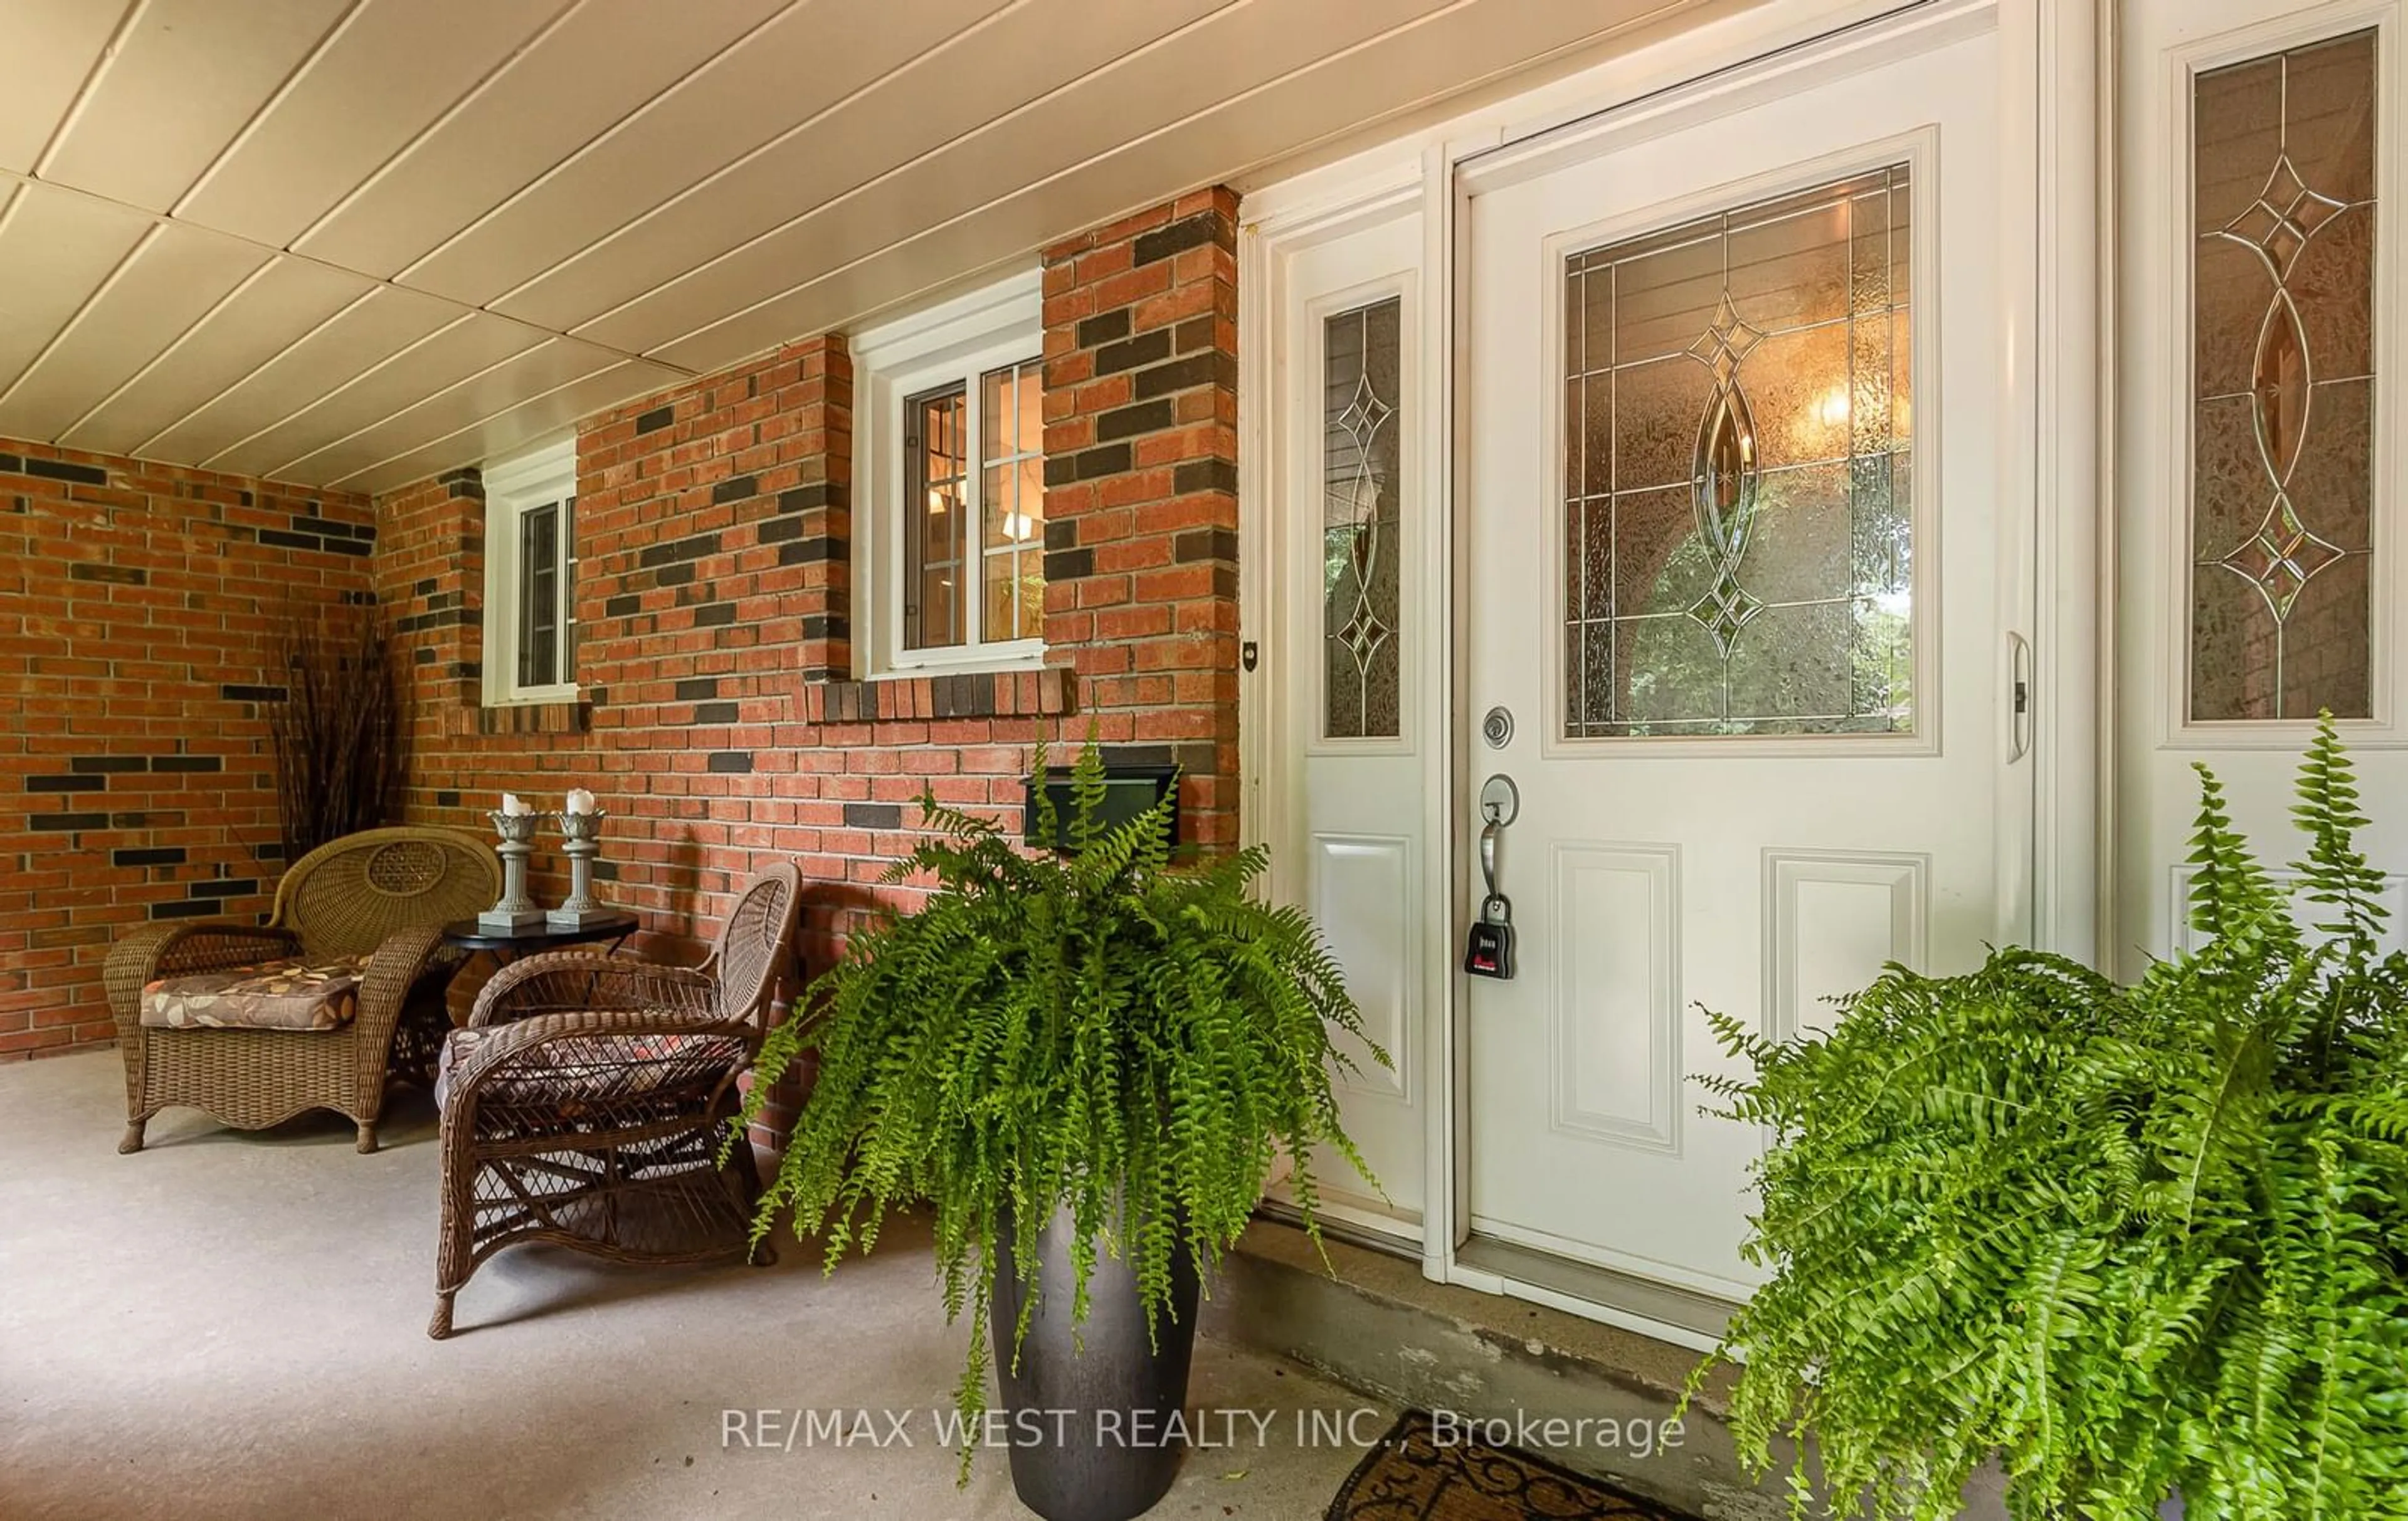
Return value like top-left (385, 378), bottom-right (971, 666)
top-left (435, 791), bottom-right (460, 808)
top-left (777, 483), bottom-right (834, 513)
top-left (674, 678), bottom-right (720, 701)
top-left (776, 535), bottom-right (847, 566)
top-left (800, 613), bottom-right (848, 641)
top-left (655, 562), bottom-right (696, 587)
top-left (149, 900), bottom-right (221, 920)
top-left (69, 563), bottom-right (147, 586)
top-left (24, 458), bottom-right (107, 486)
top-left (1076, 310), bottom-right (1131, 348)
top-left (70, 756), bottom-right (147, 774)
top-left (1095, 399), bottom-right (1175, 442)
top-left (1172, 457), bottom-right (1239, 497)
top-left (26, 776), bottom-right (104, 792)
top-left (691, 701), bottom-right (739, 725)
top-left (1093, 329), bottom-right (1172, 377)
top-left (219, 683), bottom-right (288, 703)
top-left (1043, 517), bottom-right (1080, 550)
top-left (190, 878), bottom-right (259, 899)
top-left (1133, 350), bottom-right (1233, 401)
top-left (111, 847), bottom-right (186, 867)
top-left (635, 405), bottom-right (674, 434)
top-left (705, 751), bottom-right (753, 774)
top-left (603, 594), bottom-right (641, 618)
top-left (1044, 548), bottom-right (1094, 582)
top-left (1174, 527), bottom-right (1239, 564)
top-left (710, 475), bottom-right (758, 505)
top-left (843, 801), bottom-right (902, 830)
top-left (258, 529), bottom-right (324, 552)
top-left (150, 755), bottom-right (223, 773)
top-left (1132, 211), bottom-right (1227, 266)
top-left (636, 530), bottom-right (721, 569)
top-left (694, 603), bottom-right (737, 628)
top-left (28, 813), bottom-right (107, 831)
top-left (756, 515), bottom-right (806, 544)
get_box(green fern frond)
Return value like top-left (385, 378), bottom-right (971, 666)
top-left (1687, 729), bottom-right (2408, 1518)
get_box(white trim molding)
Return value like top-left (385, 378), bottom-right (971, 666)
top-left (847, 268), bottom-right (1047, 680)
top-left (480, 436), bottom-right (578, 708)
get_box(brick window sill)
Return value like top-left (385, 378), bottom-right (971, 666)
top-left (440, 701), bottom-right (594, 738)
top-left (805, 666), bottom-right (1077, 725)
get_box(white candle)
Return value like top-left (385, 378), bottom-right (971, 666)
top-left (565, 787), bottom-right (596, 816)
top-left (500, 793), bottom-right (529, 816)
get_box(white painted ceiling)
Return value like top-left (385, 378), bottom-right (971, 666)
top-left (0, 0), bottom-right (1736, 495)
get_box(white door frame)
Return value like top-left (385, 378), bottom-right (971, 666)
top-left (1237, 0), bottom-right (2106, 1344)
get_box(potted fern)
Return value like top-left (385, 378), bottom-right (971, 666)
top-left (1689, 718), bottom-right (2408, 1518)
top-left (736, 744), bottom-right (1383, 1521)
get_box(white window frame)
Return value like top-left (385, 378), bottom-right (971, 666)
top-left (481, 438), bottom-right (579, 707)
top-left (850, 268), bottom-right (1048, 677)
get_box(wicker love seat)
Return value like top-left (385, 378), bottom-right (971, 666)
top-left (104, 827), bottom-right (500, 1155)
top-left (430, 861), bottom-right (800, 1339)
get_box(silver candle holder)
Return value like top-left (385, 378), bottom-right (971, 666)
top-left (480, 809), bottom-right (551, 932)
top-left (547, 807), bottom-right (615, 929)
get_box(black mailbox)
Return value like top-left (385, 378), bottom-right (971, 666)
top-left (1022, 764), bottom-right (1178, 853)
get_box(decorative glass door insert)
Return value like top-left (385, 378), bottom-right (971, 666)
top-left (1324, 297), bottom-right (1403, 740)
top-left (1561, 165), bottom-right (1913, 737)
top-left (2189, 30), bottom-right (2377, 721)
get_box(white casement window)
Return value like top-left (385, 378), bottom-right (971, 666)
top-left (481, 440), bottom-right (578, 705)
top-left (853, 270), bottom-right (1047, 675)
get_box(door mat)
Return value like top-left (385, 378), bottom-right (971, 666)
top-left (1324, 1409), bottom-right (1690, 1520)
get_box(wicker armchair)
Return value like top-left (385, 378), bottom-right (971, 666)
top-left (429, 861), bottom-right (801, 1339)
top-left (103, 827), bottom-right (500, 1155)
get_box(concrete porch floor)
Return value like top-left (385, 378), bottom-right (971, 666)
top-left (0, 1050), bottom-right (1391, 1521)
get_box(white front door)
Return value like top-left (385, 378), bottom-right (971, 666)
top-left (2115, 0), bottom-right (2408, 977)
top-left (1459, 7), bottom-right (2024, 1308)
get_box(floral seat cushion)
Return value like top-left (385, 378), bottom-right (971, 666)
top-left (140, 954), bottom-right (372, 1032)
top-left (433, 1024), bottom-right (745, 1113)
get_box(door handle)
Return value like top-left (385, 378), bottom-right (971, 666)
top-left (2007, 632), bottom-right (2032, 763)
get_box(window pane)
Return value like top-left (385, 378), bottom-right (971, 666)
top-left (519, 502), bottom-right (558, 688)
top-left (975, 357), bottom-right (1045, 643)
top-left (905, 386), bottom-right (968, 650)
top-left (2189, 31), bottom-right (2376, 720)
top-left (1563, 166), bottom-right (1913, 737)
top-left (1323, 297), bottom-right (1403, 739)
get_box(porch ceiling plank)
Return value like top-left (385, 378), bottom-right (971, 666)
top-left (135, 283), bottom-right (465, 464)
top-left (266, 336), bottom-right (665, 485)
top-left (487, 0), bottom-right (1233, 335)
top-left (0, 221), bottom-right (269, 444)
top-left (0, 184), bottom-right (154, 406)
top-left (168, 0), bottom-right (569, 250)
top-left (0, 0), bottom-right (134, 175)
top-left (36, 0), bottom-right (354, 215)
top-left (0, 0), bottom-right (1748, 485)
top-left (201, 312), bottom-right (550, 479)
top-left (57, 256), bottom-right (374, 458)
top-left (327, 361), bottom-right (682, 495)
top-left (572, 0), bottom-right (1459, 361)
top-left (389, 0), bottom-right (1015, 312)
top-left (287, 0), bottom-right (793, 280)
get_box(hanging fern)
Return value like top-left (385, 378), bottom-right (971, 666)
top-left (734, 740), bottom-right (1385, 1478)
top-left (1689, 716), bottom-right (2408, 1519)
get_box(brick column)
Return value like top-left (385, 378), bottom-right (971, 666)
top-left (1039, 187), bottom-right (1241, 846)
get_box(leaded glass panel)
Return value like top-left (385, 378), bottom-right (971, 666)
top-left (1324, 297), bottom-right (1403, 739)
top-left (1563, 166), bottom-right (1913, 737)
top-left (2190, 31), bottom-right (2377, 721)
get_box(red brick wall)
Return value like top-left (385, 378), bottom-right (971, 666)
top-left (1040, 187), bottom-right (1242, 846)
top-left (3, 189), bottom-right (1245, 1102)
top-left (0, 443), bottom-right (376, 1058)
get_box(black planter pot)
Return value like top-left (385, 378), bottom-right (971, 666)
top-left (990, 1203), bottom-right (1201, 1521)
